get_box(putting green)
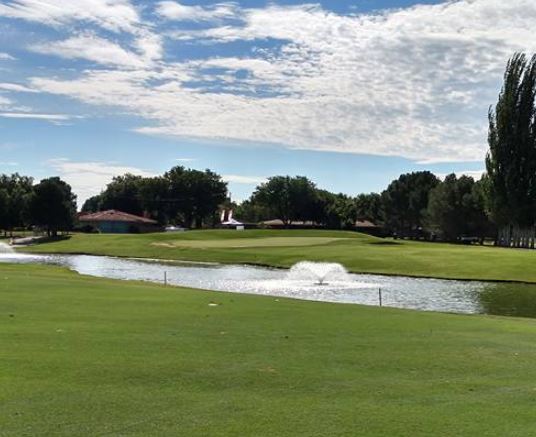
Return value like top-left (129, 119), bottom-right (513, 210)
top-left (152, 236), bottom-right (349, 249)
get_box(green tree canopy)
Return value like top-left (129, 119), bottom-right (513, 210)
top-left (164, 166), bottom-right (228, 228)
top-left (29, 177), bottom-right (77, 236)
top-left (251, 176), bottom-right (317, 226)
top-left (426, 174), bottom-right (491, 241)
top-left (381, 171), bottom-right (439, 235)
top-left (0, 173), bottom-right (34, 234)
top-left (81, 194), bottom-right (103, 213)
top-left (99, 174), bottom-right (144, 216)
top-left (355, 193), bottom-right (383, 223)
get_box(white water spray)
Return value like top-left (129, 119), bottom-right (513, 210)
top-left (288, 261), bottom-right (350, 285)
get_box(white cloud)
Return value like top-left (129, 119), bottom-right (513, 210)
top-left (0, 52), bottom-right (15, 60)
top-left (0, 161), bottom-right (19, 166)
top-left (0, 96), bottom-right (14, 109)
top-left (175, 157), bottom-right (196, 162)
top-left (0, 0), bottom-right (140, 33)
top-left (222, 174), bottom-right (266, 185)
top-left (436, 169), bottom-right (486, 181)
top-left (0, 112), bottom-right (73, 121)
top-left (9, 0), bottom-right (536, 163)
top-left (156, 1), bottom-right (237, 22)
top-left (46, 159), bottom-right (156, 205)
top-left (30, 33), bottom-right (150, 69)
top-left (0, 82), bottom-right (37, 92)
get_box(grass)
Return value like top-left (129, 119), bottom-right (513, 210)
top-left (3, 263), bottom-right (536, 435)
top-left (22, 229), bottom-right (536, 283)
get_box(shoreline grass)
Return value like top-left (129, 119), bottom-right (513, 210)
top-left (3, 262), bottom-right (536, 435)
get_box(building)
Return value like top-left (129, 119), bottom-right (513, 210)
top-left (355, 219), bottom-right (385, 236)
top-left (78, 210), bottom-right (161, 234)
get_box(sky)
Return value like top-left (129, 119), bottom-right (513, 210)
top-left (0, 0), bottom-right (534, 206)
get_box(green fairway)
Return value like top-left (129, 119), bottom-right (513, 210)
top-left (3, 263), bottom-right (536, 435)
top-left (23, 229), bottom-right (536, 283)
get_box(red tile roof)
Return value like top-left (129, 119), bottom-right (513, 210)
top-left (78, 210), bottom-right (158, 224)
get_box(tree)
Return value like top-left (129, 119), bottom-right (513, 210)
top-left (29, 177), bottom-right (77, 236)
top-left (426, 174), bottom-right (491, 242)
top-left (0, 189), bottom-right (8, 234)
top-left (234, 199), bottom-right (270, 223)
top-left (0, 173), bottom-right (34, 235)
top-left (355, 193), bottom-right (383, 223)
top-left (164, 166), bottom-right (228, 228)
top-left (486, 53), bottom-right (536, 246)
top-left (139, 176), bottom-right (170, 225)
top-left (381, 171), bottom-right (439, 237)
top-left (81, 194), bottom-right (103, 213)
top-left (100, 174), bottom-right (144, 216)
top-left (311, 190), bottom-right (357, 229)
top-left (251, 176), bottom-right (317, 226)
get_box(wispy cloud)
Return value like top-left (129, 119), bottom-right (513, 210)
top-left (46, 158), bottom-right (156, 205)
top-left (435, 169), bottom-right (486, 181)
top-left (0, 0), bottom-right (140, 32)
top-left (0, 82), bottom-right (37, 92)
top-left (175, 157), bottom-right (196, 163)
top-left (222, 174), bottom-right (266, 185)
top-left (0, 52), bottom-right (15, 60)
top-left (156, 1), bottom-right (238, 22)
top-left (0, 112), bottom-right (74, 121)
top-left (30, 33), bottom-right (150, 69)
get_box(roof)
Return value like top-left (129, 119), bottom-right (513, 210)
top-left (260, 219), bottom-right (315, 226)
top-left (79, 210), bottom-right (158, 225)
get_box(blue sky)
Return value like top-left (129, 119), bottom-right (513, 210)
top-left (0, 0), bottom-right (531, 205)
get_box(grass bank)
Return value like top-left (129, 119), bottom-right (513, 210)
top-left (3, 263), bottom-right (536, 435)
top-left (22, 229), bottom-right (536, 283)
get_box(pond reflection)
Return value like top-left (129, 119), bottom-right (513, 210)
top-left (477, 282), bottom-right (536, 318)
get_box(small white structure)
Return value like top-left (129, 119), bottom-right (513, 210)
top-left (165, 226), bottom-right (186, 232)
top-left (220, 208), bottom-right (244, 229)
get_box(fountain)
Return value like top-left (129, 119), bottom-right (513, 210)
top-left (287, 261), bottom-right (350, 285)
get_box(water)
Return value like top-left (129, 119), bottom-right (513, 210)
top-left (2, 250), bottom-right (536, 318)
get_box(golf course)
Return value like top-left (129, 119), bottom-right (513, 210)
top-left (1, 230), bottom-right (536, 435)
top-left (3, 261), bottom-right (536, 436)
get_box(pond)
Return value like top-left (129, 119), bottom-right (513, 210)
top-left (2, 250), bottom-right (536, 318)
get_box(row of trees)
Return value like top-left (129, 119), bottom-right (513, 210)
top-left (233, 172), bottom-right (493, 241)
top-left (0, 175), bottom-right (77, 236)
top-left (82, 166), bottom-right (228, 228)
top-left (0, 167), bottom-right (498, 242)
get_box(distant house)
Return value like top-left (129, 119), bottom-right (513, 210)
top-left (78, 210), bottom-right (161, 234)
top-left (355, 219), bottom-right (385, 236)
top-left (260, 219), bottom-right (316, 228)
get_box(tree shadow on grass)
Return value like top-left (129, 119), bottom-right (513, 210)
top-left (368, 240), bottom-right (402, 246)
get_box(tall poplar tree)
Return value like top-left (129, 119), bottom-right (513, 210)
top-left (486, 53), bottom-right (536, 239)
